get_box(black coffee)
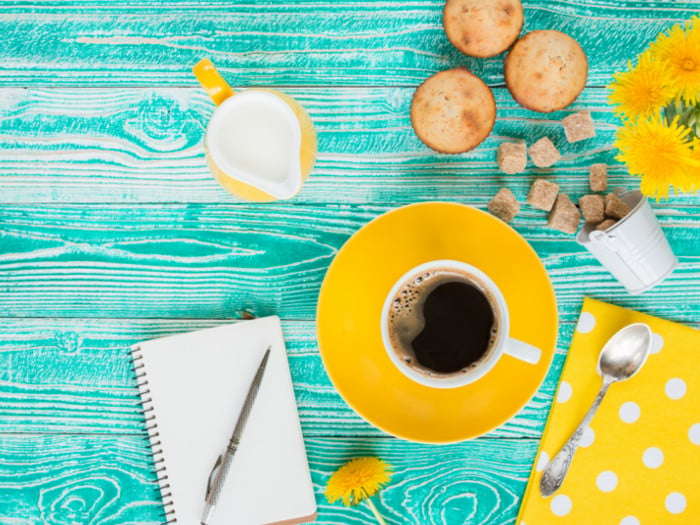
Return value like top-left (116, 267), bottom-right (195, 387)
top-left (388, 268), bottom-right (498, 376)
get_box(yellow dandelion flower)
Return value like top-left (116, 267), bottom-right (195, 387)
top-left (650, 18), bottom-right (700, 104)
top-left (686, 138), bottom-right (700, 193)
top-left (615, 116), bottom-right (699, 199)
top-left (325, 457), bottom-right (392, 507)
top-left (608, 51), bottom-right (675, 120)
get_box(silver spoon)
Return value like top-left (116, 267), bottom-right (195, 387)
top-left (540, 322), bottom-right (652, 497)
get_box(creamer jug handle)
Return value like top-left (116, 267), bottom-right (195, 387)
top-left (193, 58), bottom-right (235, 106)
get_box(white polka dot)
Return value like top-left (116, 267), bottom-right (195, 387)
top-left (536, 451), bottom-right (549, 472)
top-left (557, 381), bottom-right (572, 403)
top-left (643, 447), bottom-right (664, 468)
top-left (689, 423), bottom-right (700, 445)
top-left (665, 378), bottom-right (686, 400)
top-left (620, 517), bottom-right (640, 525)
top-left (580, 427), bottom-right (595, 447)
top-left (665, 492), bottom-right (686, 514)
top-left (576, 312), bottom-right (596, 333)
top-left (619, 401), bottom-right (641, 423)
top-left (550, 494), bottom-right (572, 516)
top-left (650, 332), bottom-right (664, 354)
top-left (596, 470), bottom-right (618, 492)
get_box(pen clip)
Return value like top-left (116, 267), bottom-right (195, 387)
top-left (205, 454), bottom-right (223, 500)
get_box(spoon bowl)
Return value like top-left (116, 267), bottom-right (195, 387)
top-left (598, 323), bottom-right (652, 380)
top-left (540, 322), bottom-right (653, 497)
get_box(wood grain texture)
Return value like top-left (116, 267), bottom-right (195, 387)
top-left (0, 3), bottom-right (693, 87)
top-left (0, 203), bottom-right (697, 322)
top-left (310, 436), bottom-right (538, 525)
top-left (0, 318), bottom-right (582, 438)
top-left (5, 86), bottom-right (700, 206)
top-left (0, 434), bottom-right (538, 525)
top-left (0, 2), bottom-right (698, 524)
top-left (2, 85), bottom-right (699, 207)
top-left (0, 434), bottom-right (165, 524)
top-left (4, 0), bottom-right (700, 7)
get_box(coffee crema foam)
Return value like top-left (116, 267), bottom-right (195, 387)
top-left (388, 268), bottom-right (499, 377)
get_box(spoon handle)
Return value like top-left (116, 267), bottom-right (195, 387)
top-left (540, 376), bottom-right (614, 497)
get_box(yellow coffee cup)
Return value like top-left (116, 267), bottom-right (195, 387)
top-left (193, 59), bottom-right (317, 201)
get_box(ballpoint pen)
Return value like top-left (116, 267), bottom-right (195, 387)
top-left (200, 346), bottom-right (271, 525)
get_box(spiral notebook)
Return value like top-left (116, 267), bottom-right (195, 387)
top-left (130, 316), bottom-right (317, 525)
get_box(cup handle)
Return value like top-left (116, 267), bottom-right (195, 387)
top-left (503, 338), bottom-right (542, 365)
top-left (193, 58), bottom-right (235, 106)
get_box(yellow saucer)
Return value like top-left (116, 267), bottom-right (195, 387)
top-left (316, 202), bottom-right (558, 443)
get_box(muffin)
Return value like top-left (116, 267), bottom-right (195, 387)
top-left (443, 0), bottom-right (524, 58)
top-left (504, 30), bottom-right (588, 113)
top-left (410, 68), bottom-right (496, 154)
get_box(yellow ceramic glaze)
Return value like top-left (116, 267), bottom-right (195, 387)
top-left (193, 58), bottom-right (234, 106)
top-left (194, 59), bottom-right (317, 202)
top-left (316, 202), bottom-right (558, 443)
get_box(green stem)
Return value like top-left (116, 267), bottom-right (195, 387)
top-left (365, 497), bottom-right (388, 525)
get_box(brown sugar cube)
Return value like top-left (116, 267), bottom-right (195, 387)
top-left (562, 111), bottom-right (596, 143)
top-left (497, 141), bottom-right (527, 174)
top-left (488, 188), bottom-right (520, 223)
top-left (589, 163), bottom-right (608, 192)
top-left (528, 137), bottom-right (561, 168)
top-left (547, 193), bottom-right (581, 234)
top-left (527, 179), bottom-right (560, 211)
top-left (578, 194), bottom-right (605, 223)
top-left (605, 193), bottom-right (631, 219)
top-left (596, 218), bottom-right (618, 231)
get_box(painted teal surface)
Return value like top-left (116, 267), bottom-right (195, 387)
top-left (0, 3), bottom-right (697, 87)
top-left (0, 2), bottom-right (698, 524)
top-left (1, 86), bottom-right (699, 207)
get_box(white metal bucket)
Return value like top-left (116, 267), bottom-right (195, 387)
top-left (576, 189), bottom-right (677, 294)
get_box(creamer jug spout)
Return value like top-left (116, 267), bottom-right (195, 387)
top-left (193, 59), bottom-right (317, 202)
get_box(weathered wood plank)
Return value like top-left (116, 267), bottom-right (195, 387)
top-left (2, 86), bottom-right (698, 207)
top-left (4, 86), bottom-right (695, 206)
top-left (0, 86), bottom-right (602, 204)
top-left (0, 434), bottom-right (164, 524)
top-left (0, 3), bottom-right (693, 523)
top-left (3, 0), bottom-right (700, 8)
top-left (0, 203), bottom-right (697, 322)
top-left (0, 433), bottom-right (539, 525)
top-left (0, 4), bottom-right (691, 87)
top-left (310, 436), bottom-right (538, 525)
top-left (0, 318), bottom-right (582, 437)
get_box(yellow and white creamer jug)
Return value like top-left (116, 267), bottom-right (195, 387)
top-left (193, 59), bottom-right (317, 201)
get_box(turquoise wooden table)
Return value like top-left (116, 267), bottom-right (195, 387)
top-left (1, 1), bottom-right (698, 523)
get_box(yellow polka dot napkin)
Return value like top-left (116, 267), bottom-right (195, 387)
top-left (517, 297), bottom-right (700, 525)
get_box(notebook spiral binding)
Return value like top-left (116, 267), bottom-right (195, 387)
top-left (129, 344), bottom-right (178, 524)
